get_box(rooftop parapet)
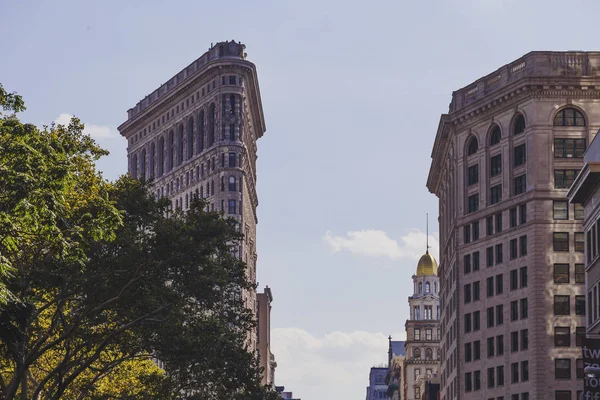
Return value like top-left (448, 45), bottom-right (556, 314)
top-left (450, 51), bottom-right (600, 113)
top-left (126, 40), bottom-right (246, 120)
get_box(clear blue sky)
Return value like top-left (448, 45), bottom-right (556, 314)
top-left (2, 0), bottom-right (599, 398)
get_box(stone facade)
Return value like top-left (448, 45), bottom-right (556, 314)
top-left (427, 52), bottom-right (600, 399)
top-left (118, 41), bottom-right (266, 352)
top-left (257, 286), bottom-right (276, 385)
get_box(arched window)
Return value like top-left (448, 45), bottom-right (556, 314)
top-left (490, 125), bottom-right (501, 145)
top-left (413, 348), bottom-right (421, 360)
top-left (131, 153), bottom-right (138, 179)
top-left (150, 142), bottom-right (155, 178)
top-left (425, 348), bottom-right (433, 360)
top-left (187, 118), bottom-right (194, 160)
top-left (467, 136), bottom-right (478, 156)
top-left (229, 176), bottom-right (237, 191)
top-left (208, 104), bottom-right (216, 147)
top-left (554, 107), bottom-right (586, 126)
top-left (167, 131), bottom-right (174, 171)
top-left (177, 125), bottom-right (184, 166)
top-left (158, 137), bottom-right (164, 176)
top-left (198, 111), bottom-right (205, 154)
top-left (513, 114), bottom-right (526, 135)
top-left (418, 282), bottom-right (423, 293)
top-left (140, 149), bottom-right (146, 180)
top-left (425, 282), bottom-right (430, 293)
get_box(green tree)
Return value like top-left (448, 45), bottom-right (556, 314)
top-left (0, 86), bottom-right (280, 399)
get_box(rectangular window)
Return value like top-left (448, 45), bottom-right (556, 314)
top-left (464, 225), bottom-right (471, 244)
top-left (576, 327), bottom-right (586, 346)
top-left (487, 337), bottom-right (495, 358)
top-left (228, 199), bottom-right (237, 214)
top-left (473, 281), bottom-right (480, 301)
top-left (487, 307), bottom-right (495, 328)
top-left (575, 295), bottom-right (586, 315)
top-left (521, 329), bottom-right (528, 350)
top-left (468, 164), bottom-right (479, 186)
top-left (554, 169), bottom-right (578, 189)
top-left (514, 143), bottom-right (526, 166)
top-left (496, 304), bottom-right (504, 325)
top-left (554, 295), bottom-right (570, 315)
top-left (465, 372), bottom-right (472, 392)
top-left (472, 221), bottom-right (480, 240)
top-left (520, 235), bottom-right (527, 256)
top-left (229, 152), bottom-right (236, 167)
top-left (553, 232), bottom-right (569, 252)
top-left (553, 201), bottom-right (569, 220)
top-left (490, 184), bottom-right (502, 205)
top-left (474, 340), bottom-right (481, 359)
top-left (426, 328), bottom-right (432, 340)
top-left (521, 361), bottom-right (529, 381)
top-left (554, 138), bottom-right (586, 158)
top-left (511, 301), bottom-right (518, 321)
top-left (497, 365), bottom-right (504, 386)
top-left (510, 239), bottom-right (518, 259)
top-left (495, 244), bottom-right (503, 264)
top-left (464, 254), bottom-right (472, 274)
top-left (575, 264), bottom-right (585, 284)
top-left (414, 328), bottom-right (420, 340)
top-left (519, 204), bottom-right (527, 224)
top-left (555, 327), bottom-right (570, 346)
top-left (514, 174), bottom-right (526, 195)
top-left (229, 75), bottom-right (237, 85)
top-left (555, 391), bottom-right (572, 400)
top-left (511, 362), bottom-right (519, 383)
top-left (487, 277), bottom-right (494, 297)
top-left (487, 367), bottom-right (495, 388)
top-left (510, 207), bottom-right (517, 227)
top-left (473, 251), bottom-right (480, 271)
top-left (575, 232), bottom-right (585, 252)
top-left (465, 342), bottom-right (472, 362)
top-left (474, 370), bottom-right (481, 390)
top-left (465, 313), bottom-right (472, 332)
top-left (497, 335), bottom-right (504, 355)
top-left (520, 266), bottom-right (527, 288)
top-left (474, 311), bottom-right (480, 331)
top-left (577, 358), bottom-right (584, 379)
top-left (468, 194), bottom-right (479, 213)
top-left (555, 359), bottom-right (571, 379)
top-left (491, 154), bottom-right (502, 176)
top-left (496, 274), bottom-right (503, 294)
top-left (495, 213), bottom-right (503, 233)
top-left (487, 247), bottom-right (494, 267)
top-left (554, 264), bottom-right (570, 283)
top-left (575, 203), bottom-right (585, 220)
top-left (510, 269), bottom-right (518, 290)
top-left (464, 284), bottom-right (471, 304)
top-left (511, 331), bottom-right (519, 352)
top-left (520, 298), bottom-right (528, 319)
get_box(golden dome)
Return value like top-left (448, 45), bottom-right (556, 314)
top-left (416, 251), bottom-right (438, 276)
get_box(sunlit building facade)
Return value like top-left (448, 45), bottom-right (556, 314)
top-left (427, 52), bottom-right (600, 399)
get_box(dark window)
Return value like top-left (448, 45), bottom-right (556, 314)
top-left (575, 203), bottom-right (585, 220)
top-left (474, 311), bottom-right (480, 331)
top-left (497, 365), bottom-right (505, 386)
top-left (487, 277), bottom-right (494, 297)
top-left (510, 207), bottom-right (517, 227)
top-left (576, 327), bottom-right (586, 346)
top-left (555, 359), bottom-right (571, 379)
top-left (228, 199), bottom-right (237, 214)
top-left (554, 264), bottom-right (569, 283)
top-left (229, 75), bottom-right (237, 85)
top-left (495, 244), bottom-right (503, 264)
top-left (511, 362), bottom-right (519, 383)
top-left (473, 251), bottom-right (480, 271)
top-left (520, 298), bottom-right (528, 319)
top-left (465, 372), bottom-right (472, 392)
top-left (464, 284), bottom-right (471, 304)
top-left (491, 154), bottom-right (502, 176)
top-left (511, 331), bottom-right (519, 352)
top-left (487, 337), bottom-right (495, 358)
top-left (575, 264), bottom-right (585, 284)
top-left (576, 295), bottom-right (586, 315)
top-left (487, 247), bottom-right (494, 267)
top-left (465, 343), bottom-right (472, 362)
top-left (520, 235), bottom-right (527, 256)
top-left (487, 307), bottom-right (495, 327)
top-left (553, 201), bottom-right (569, 220)
top-left (575, 232), bottom-right (584, 252)
top-left (555, 391), bottom-right (572, 400)
top-left (577, 358), bottom-right (584, 379)
top-left (514, 144), bottom-right (526, 166)
top-left (474, 370), bottom-right (481, 390)
top-left (496, 274), bottom-right (503, 294)
top-left (229, 152), bottom-right (237, 167)
top-left (521, 329), bottom-right (528, 350)
top-left (490, 125), bottom-right (501, 145)
top-left (553, 233), bottom-right (569, 252)
top-left (513, 114), bottom-right (526, 135)
top-left (555, 327), bottom-right (570, 346)
top-left (464, 254), bottom-right (471, 274)
top-left (554, 295), bottom-right (570, 315)
top-left (229, 176), bottom-right (237, 191)
top-left (465, 313), bottom-right (472, 332)
top-left (468, 164), bottom-right (479, 186)
top-left (468, 194), bottom-right (479, 213)
top-left (474, 340), bottom-right (481, 359)
top-left (554, 169), bottom-right (578, 189)
top-left (520, 266), bottom-right (528, 288)
top-left (514, 174), bottom-right (526, 195)
top-left (554, 108), bottom-right (586, 126)
top-left (472, 222), bottom-right (480, 241)
top-left (520, 204), bottom-right (527, 224)
top-left (487, 367), bottom-right (495, 387)
top-left (497, 335), bottom-right (504, 355)
top-left (554, 138), bottom-right (586, 158)
top-left (464, 225), bottom-right (471, 244)
top-left (495, 213), bottom-right (503, 232)
top-left (522, 361), bottom-right (529, 381)
top-left (467, 136), bottom-right (479, 156)
top-left (490, 185), bottom-right (502, 205)
top-left (487, 216), bottom-right (494, 235)
top-left (473, 281), bottom-right (480, 301)
top-left (510, 239), bottom-right (518, 259)
top-left (510, 269), bottom-right (518, 290)
top-left (496, 304), bottom-right (504, 325)
top-left (511, 300), bottom-right (518, 321)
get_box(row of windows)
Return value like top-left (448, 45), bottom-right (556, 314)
top-left (467, 176), bottom-right (527, 213)
top-left (554, 294), bottom-right (586, 315)
top-left (467, 144), bottom-right (526, 186)
top-left (413, 327), bottom-right (440, 341)
top-left (415, 281), bottom-right (438, 294)
top-left (411, 347), bottom-right (440, 361)
top-left (553, 200), bottom-right (584, 220)
top-left (466, 114), bottom-right (526, 156)
top-left (553, 232), bottom-right (584, 252)
top-left (464, 298), bottom-right (529, 332)
top-left (412, 305), bottom-right (439, 320)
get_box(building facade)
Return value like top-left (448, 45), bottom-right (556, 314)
top-left (257, 286), bottom-right (276, 385)
top-left (427, 51), bottom-right (600, 400)
top-left (387, 338), bottom-right (406, 400)
top-left (118, 40), bottom-right (266, 351)
top-left (404, 251), bottom-right (441, 400)
top-left (569, 128), bottom-right (600, 337)
top-left (366, 367), bottom-right (390, 400)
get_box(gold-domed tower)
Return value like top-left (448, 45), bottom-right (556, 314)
top-left (416, 251), bottom-right (438, 276)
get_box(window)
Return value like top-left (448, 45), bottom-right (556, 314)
top-left (555, 327), bottom-right (570, 346)
top-left (511, 362), bottom-right (519, 383)
top-left (425, 305), bottom-right (432, 319)
top-left (520, 235), bottom-right (527, 256)
top-left (495, 213), bottom-right (503, 232)
top-left (468, 194), bottom-right (479, 213)
top-left (464, 284), bottom-right (472, 303)
top-left (520, 266), bottom-right (528, 287)
top-left (464, 225), bottom-right (471, 244)
top-left (228, 176), bottom-right (237, 191)
top-left (473, 251), bottom-right (480, 271)
top-left (554, 108), bottom-right (586, 126)
top-left (555, 392), bottom-right (572, 400)
top-left (497, 365), bottom-right (505, 386)
top-left (229, 75), bottom-right (237, 85)
top-left (521, 361), bottom-right (529, 381)
top-left (465, 343), bottom-right (472, 362)
top-left (464, 254), bottom-right (471, 273)
top-left (510, 207), bottom-right (517, 227)
top-left (487, 216), bottom-right (494, 235)
top-left (554, 169), bottom-right (578, 189)
top-left (487, 277), bottom-right (494, 297)
top-left (553, 233), bottom-right (569, 251)
top-left (510, 239), bottom-right (518, 259)
top-left (496, 274), bottom-right (503, 294)
top-left (474, 311), bottom-right (480, 331)
top-left (576, 327), bottom-right (586, 346)
top-left (575, 264), bottom-right (585, 283)
top-left (553, 201), bottom-right (569, 220)
top-left (575, 232), bottom-right (584, 252)
top-left (554, 264), bottom-right (569, 283)
top-left (514, 143), bottom-right (526, 166)
top-left (467, 136), bottom-right (478, 156)
top-left (426, 328), bottom-right (432, 340)
top-left (414, 328), bottom-right (420, 340)
top-left (510, 269), bottom-right (518, 290)
top-left (473, 281), bottom-right (480, 301)
top-left (575, 203), bottom-right (584, 220)
top-left (577, 359), bottom-right (584, 379)
top-left (497, 335), bottom-right (504, 355)
top-left (465, 313), bottom-right (472, 332)
top-left (473, 222), bottom-right (480, 240)
top-left (413, 348), bottom-right (421, 360)
top-left (520, 298), bottom-right (528, 319)
top-left (576, 295), bottom-right (586, 315)
top-left (514, 174), bottom-right (526, 195)
top-left (491, 154), bottom-right (502, 176)
top-left (474, 370), bottom-right (481, 390)
top-left (521, 329), bottom-right (528, 350)
top-left (490, 125), bottom-right (502, 145)
top-left (490, 185), bottom-right (502, 205)
top-left (487, 307), bottom-right (495, 327)
top-left (511, 301), bottom-right (518, 321)
top-left (228, 199), bottom-right (237, 214)
top-left (487, 247), bottom-right (494, 267)
top-left (495, 244), bottom-right (503, 264)
top-left (511, 331), bottom-right (519, 352)
top-left (520, 204), bottom-right (527, 224)
top-left (465, 372), bottom-right (472, 392)
top-left (474, 340), bottom-right (481, 360)
top-left (554, 138), bottom-right (586, 157)
top-left (554, 295), bottom-right (570, 315)
top-left (496, 304), bottom-right (504, 325)
top-left (229, 152), bottom-right (237, 167)
top-left (514, 114), bottom-right (526, 135)
top-left (487, 367), bottom-right (495, 387)
top-left (555, 359), bottom-right (571, 379)
top-left (468, 164), bottom-right (479, 185)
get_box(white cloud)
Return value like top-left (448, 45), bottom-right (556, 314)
top-left (323, 229), bottom-right (439, 261)
top-left (54, 114), bottom-right (117, 139)
top-left (271, 328), bottom-right (405, 400)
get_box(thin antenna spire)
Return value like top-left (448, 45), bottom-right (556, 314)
top-left (426, 213), bottom-right (430, 253)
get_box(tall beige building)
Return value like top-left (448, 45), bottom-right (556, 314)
top-left (118, 40), bottom-right (266, 353)
top-left (427, 52), bottom-right (600, 400)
